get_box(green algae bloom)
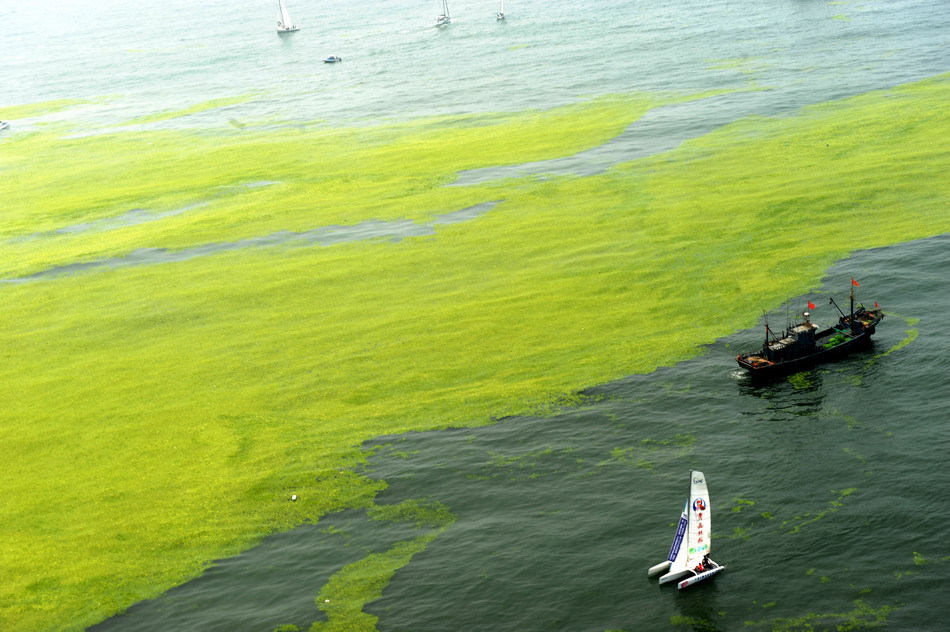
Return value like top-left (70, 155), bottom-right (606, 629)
top-left (2, 72), bottom-right (950, 631)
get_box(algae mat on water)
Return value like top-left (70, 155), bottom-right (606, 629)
top-left (1, 74), bottom-right (949, 631)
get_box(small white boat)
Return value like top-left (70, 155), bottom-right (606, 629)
top-left (648, 470), bottom-right (725, 590)
top-left (436, 0), bottom-right (451, 26)
top-left (323, 56), bottom-right (342, 63)
top-left (0, 121), bottom-right (9, 131)
top-left (276, 0), bottom-right (299, 33)
top-left (496, 0), bottom-right (505, 20)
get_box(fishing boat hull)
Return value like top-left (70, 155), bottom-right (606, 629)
top-left (677, 563), bottom-right (725, 590)
top-left (737, 307), bottom-right (883, 379)
top-left (737, 328), bottom-right (875, 377)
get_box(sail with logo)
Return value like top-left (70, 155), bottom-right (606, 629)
top-left (648, 470), bottom-right (725, 589)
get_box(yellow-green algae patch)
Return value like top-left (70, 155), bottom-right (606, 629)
top-left (310, 533), bottom-right (442, 632)
top-left (743, 598), bottom-right (895, 631)
top-left (308, 499), bottom-right (455, 632)
top-left (0, 93), bottom-right (654, 277)
top-left (0, 98), bottom-right (93, 120)
top-left (121, 94), bottom-right (260, 126)
top-left (1, 74), bottom-right (950, 631)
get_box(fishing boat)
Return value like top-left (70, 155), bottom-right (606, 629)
top-left (736, 279), bottom-right (884, 379)
top-left (648, 470), bottom-right (724, 590)
top-left (496, 0), bottom-right (505, 20)
top-left (436, 0), bottom-right (451, 26)
top-left (323, 56), bottom-right (342, 63)
top-left (276, 0), bottom-right (299, 33)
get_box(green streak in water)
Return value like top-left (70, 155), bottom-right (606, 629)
top-left (121, 95), bottom-right (259, 126)
top-left (875, 314), bottom-right (919, 358)
top-left (0, 98), bottom-right (93, 119)
top-left (780, 488), bottom-right (857, 534)
top-left (309, 500), bottom-right (456, 632)
top-left (744, 599), bottom-right (895, 631)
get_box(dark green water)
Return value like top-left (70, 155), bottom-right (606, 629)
top-left (94, 235), bottom-right (949, 631)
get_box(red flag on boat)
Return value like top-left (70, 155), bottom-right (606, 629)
top-left (851, 278), bottom-right (860, 287)
top-left (807, 301), bottom-right (816, 310)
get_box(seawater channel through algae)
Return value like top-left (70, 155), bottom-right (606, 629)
top-left (1, 74), bottom-right (949, 631)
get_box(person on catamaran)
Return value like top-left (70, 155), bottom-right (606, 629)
top-left (694, 561), bottom-right (705, 573)
top-left (702, 554), bottom-right (711, 569)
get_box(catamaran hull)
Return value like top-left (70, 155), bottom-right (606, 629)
top-left (677, 565), bottom-right (725, 590)
top-left (277, 28), bottom-right (299, 33)
top-left (647, 561), bottom-right (671, 577)
top-left (658, 569), bottom-right (692, 585)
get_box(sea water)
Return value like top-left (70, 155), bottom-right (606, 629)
top-left (4, 0), bottom-right (949, 630)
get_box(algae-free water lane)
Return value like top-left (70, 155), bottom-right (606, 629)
top-left (94, 236), bottom-right (949, 630)
top-left (1, 203), bottom-right (500, 284)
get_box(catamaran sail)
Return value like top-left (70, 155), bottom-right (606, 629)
top-left (648, 470), bottom-right (724, 589)
top-left (277, 0), bottom-right (299, 32)
top-left (436, 0), bottom-right (451, 26)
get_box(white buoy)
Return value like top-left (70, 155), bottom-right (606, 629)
top-left (291, 494), bottom-right (298, 501)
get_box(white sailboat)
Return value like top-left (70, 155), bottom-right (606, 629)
top-left (647, 470), bottom-right (725, 590)
top-left (496, 0), bottom-right (505, 20)
top-left (436, 0), bottom-right (451, 26)
top-left (276, 0), bottom-right (299, 33)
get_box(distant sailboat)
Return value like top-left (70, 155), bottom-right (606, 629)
top-left (0, 121), bottom-right (10, 132)
top-left (496, 0), bottom-right (505, 20)
top-left (276, 0), bottom-right (299, 33)
top-left (436, 0), bottom-right (451, 26)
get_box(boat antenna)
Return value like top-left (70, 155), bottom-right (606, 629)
top-left (785, 300), bottom-right (790, 331)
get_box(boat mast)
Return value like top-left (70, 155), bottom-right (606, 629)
top-left (849, 282), bottom-right (855, 318)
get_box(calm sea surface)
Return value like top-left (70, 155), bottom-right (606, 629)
top-left (4, 0), bottom-right (949, 630)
